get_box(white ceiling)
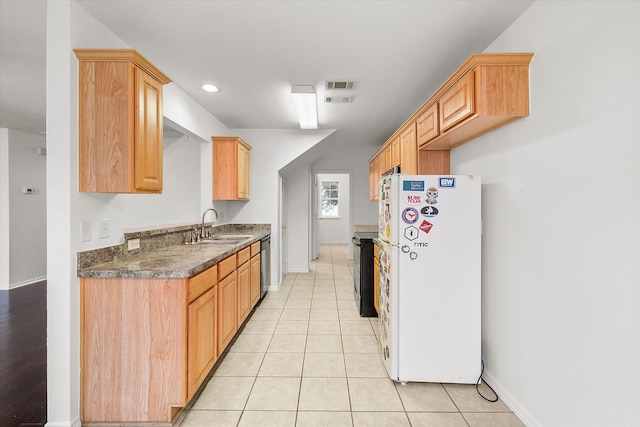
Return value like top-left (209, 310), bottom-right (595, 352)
top-left (0, 0), bottom-right (534, 154)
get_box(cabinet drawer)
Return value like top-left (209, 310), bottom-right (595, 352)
top-left (237, 246), bottom-right (251, 266)
top-left (439, 71), bottom-right (475, 132)
top-left (218, 255), bottom-right (236, 280)
top-left (250, 241), bottom-right (261, 257)
top-left (189, 265), bottom-right (217, 303)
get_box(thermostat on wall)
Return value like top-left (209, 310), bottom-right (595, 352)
top-left (22, 188), bottom-right (35, 194)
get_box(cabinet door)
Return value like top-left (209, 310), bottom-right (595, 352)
top-left (390, 136), bottom-right (400, 168)
top-left (237, 143), bottom-right (250, 200)
top-left (373, 257), bottom-right (380, 314)
top-left (382, 144), bottom-right (391, 173)
top-left (217, 272), bottom-right (237, 356)
top-left (250, 254), bottom-right (261, 307)
top-left (373, 253), bottom-right (380, 314)
top-left (369, 155), bottom-right (380, 201)
top-left (237, 261), bottom-right (251, 325)
top-left (188, 286), bottom-right (217, 399)
top-left (416, 103), bottom-right (439, 147)
top-left (134, 67), bottom-right (163, 192)
top-left (439, 72), bottom-right (475, 132)
top-left (399, 124), bottom-right (417, 175)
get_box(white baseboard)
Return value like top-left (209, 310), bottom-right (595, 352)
top-left (1, 275), bottom-right (46, 290)
top-left (46, 415), bottom-right (81, 427)
top-left (287, 268), bottom-right (310, 273)
top-left (483, 368), bottom-right (541, 427)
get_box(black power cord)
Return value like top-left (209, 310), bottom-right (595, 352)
top-left (476, 360), bottom-right (499, 402)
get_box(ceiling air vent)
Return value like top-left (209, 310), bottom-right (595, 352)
top-left (325, 81), bottom-right (357, 90)
top-left (324, 96), bottom-right (354, 103)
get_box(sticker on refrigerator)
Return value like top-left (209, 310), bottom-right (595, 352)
top-left (425, 187), bottom-right (439, 204)
top-left (401, 207), bottom-right (419, 224)
top-left (403, 180), bottom-right (425, 191)
top-left (404, 226), bottom-right (419, 241)
top-left (419, 220), bottom-right (433, 234)
top-left (439, 177), bottom-right (456, 188)
top-left (420, 205), bottom-right (439, 217)
top-left (404, 193), bottom-right (422, 205)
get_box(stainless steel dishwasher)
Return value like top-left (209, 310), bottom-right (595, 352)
top-left (260, 235), bottom-right (271, 299)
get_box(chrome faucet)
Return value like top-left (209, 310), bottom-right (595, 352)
top-left (200, 208), bottom-right (219, 239)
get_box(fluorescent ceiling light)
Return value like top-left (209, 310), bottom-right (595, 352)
top-left (291, 85), bottom-right (318, 129)
top-left (201, 83), bottom-right (219, 93)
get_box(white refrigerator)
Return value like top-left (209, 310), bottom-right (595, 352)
top-left (378, 174), bottom-right (481, 384)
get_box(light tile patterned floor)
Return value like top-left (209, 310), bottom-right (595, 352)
top-left (177, 244), bottom-right (524, 427)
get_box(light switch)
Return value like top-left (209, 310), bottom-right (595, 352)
top-left (99, 218), bottom-right (110, 239)
top-left (81, 220), bottom-right (92, 242)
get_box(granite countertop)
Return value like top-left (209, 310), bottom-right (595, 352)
top-left (77, 224), bottom-right (270, 279)
top-left (354, 224), bottom-right (378, 233)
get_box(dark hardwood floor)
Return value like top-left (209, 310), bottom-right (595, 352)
top-left (0, 281), bottom-right (47, 427)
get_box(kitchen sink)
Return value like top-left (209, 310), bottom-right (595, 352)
top-left (186, 234), bottom-right (253, 245)
top-left (211, 234), bottom-right (254, 240)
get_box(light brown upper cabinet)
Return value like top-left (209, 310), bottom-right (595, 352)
top-left (212, 136), bottom-right (252, 200)
top-left (390, 136), bottom-right (400, 169)
top-left (369, 52), bottom-right (533, 195)
top-left (439, 72), bottom-right (475, 132)
top-left (399, 123), bottom-right (417, 175)
top-left (420, 53), bottom-right (533, 151)
top-left (369, 154), bottom-right (380, 201)
top-left (74, 49), bottom-right (171, 193)
top-left (416, 103), bottom-right (439, 146)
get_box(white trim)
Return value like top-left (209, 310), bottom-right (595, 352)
top-left (3, 275), bottom-right (47, 290)
top-left (287, 268), bottom-right (310, 273)
top-left (482, 368), bottom-right (542, 427)
top-left (0, 128), bottom-right (9, 290)
top-left (266, 284), bottom-right (281, 292)
top-left (45, 415), bottom-right (81, 427)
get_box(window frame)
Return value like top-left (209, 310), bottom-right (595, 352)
top-left (319, 180), bottom-right (340, 219)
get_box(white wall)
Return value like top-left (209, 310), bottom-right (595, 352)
top-left (284, 154), bottom-right (377, 271)
top-left (225, 129), bottom-right (336, 285)
top-left (316, 173), bottom-right (351, 244)
top-left (286, 165), bottom-right (311, 272)
top-left (0, 129), bottom-right (7, 287)
top-left (45, 2), bottom-right (231, 425)
top-left (312, 155), bottom-right (378, 227)
top-left (0, 129), bottom-right (47, 289)
top-left (451, 2), bottom-right (640, 426)
top-left (121, 137), bottom-right (202, 229)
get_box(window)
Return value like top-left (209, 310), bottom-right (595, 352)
top-left (320, 181), bottom-right (339, 218)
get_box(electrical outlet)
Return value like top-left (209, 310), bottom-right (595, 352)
top-left (99, 218), bottom-right (110, 239)
top-left (81, 220), bottom-right (92, 242)
top-left (127, 238), bottom-right (141, 251)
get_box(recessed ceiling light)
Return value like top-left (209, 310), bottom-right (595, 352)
top-left (201, 84), bottom-right (219, 93)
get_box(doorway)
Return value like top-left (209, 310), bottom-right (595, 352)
top-left (312, 171), bottom-right (353, 260)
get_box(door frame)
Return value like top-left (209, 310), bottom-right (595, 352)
top-left (311, 169), bottom-right (354, 260)
top-left (278, 174), bottom-right (288, 283)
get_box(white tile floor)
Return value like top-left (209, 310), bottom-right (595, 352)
top-left (177, 244), bottom-right (525, 427)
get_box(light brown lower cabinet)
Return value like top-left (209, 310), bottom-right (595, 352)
top-left (251, 254), bottom-right (261, 306)
top-left (81, 239), bottom-right (267, 424)
top-left (237, 259), bottom-right (251, 325)
top-left (188, 285), bottom-right (217, 398)
top-left (81, 276), bottom-right (190, 424)
top-left (373, 243), bottom-right (380, 314)
top-left (250, 241), bottom-right (261, 306)
top-left (217, 266), bottom-right (238, 357)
